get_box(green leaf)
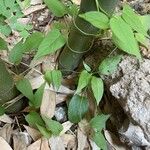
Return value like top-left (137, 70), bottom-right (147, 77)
top-left (99, 55), bottom-right (122, 75)
top-left (33, 83), bottom-right (45, 108)
top-left (16, 78), bottom-right (34, 101)
top-left (52, 22), bottom-right (67, 30)
top-left (68, 95), bottom-right (89, 123)
top-left (4, 0), bottom-right (16, 9)
top-left (0, 106), bottom-right (5, 116)
top-left (0, 37), bottom-right (8, 50)
top-left (42, 116), bottom-right (63, 136)
top-left (79, 11), bottom-right (109, 30)
top-left (67, 2), bottom-right (78, 17)
top-left (23, 32), bottom-right (44, 52)
top-left (21, 0), bottom-right (31, 9)
top-left (90, 114), bottom-right (110, 131)
top-left (135, 33), bottom-right (149, 49)
top-left (25, 112), bottom-right (45, 128)
top-left (44, 70), bottom-right (62, 90)
top-left (140, 15), bottom-right (150, 32)
top-left (0, 15), bottom-right (5, 24)
top-left (19, 30), bottom-right (30, 39)
top-left (50, 70), bottom-right (62, 90)
top-left (0, 25), bottom-right (12, 36)
top-left (9, 32), bottom-right (44, 64)
top-left (9, 41), bottom-right (25, 64)
top-left (16, 0), bottom-right (30, 9)
top-left (91, 76), bottom-right (104, 105)
top-left (34, 29), bottom-right (66, 59)
top-left (110, 17), bottom-right (141, 59)
top-left (0, 1), bottom-right (11, 18)
top-left (0, 0), bottom-right (22, 20)
top-left (92, 131), bottom-right (107, 150)
top-left (36, 124), bottom-right (51, 139)
top-left (10, 22), bottom-right (27, 31)
top-left (76, 70), bottom-right (91, 94)
top-left (83, 61), bottom-right (91, 72)
top-left (44, 0), bottom-right (67, 17)
top-left (122, 4), bottom-right (148, 36)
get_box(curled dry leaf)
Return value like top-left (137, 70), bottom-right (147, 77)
top-left (0, 136), bottom-right (12, 150)
top-left (23, 5), bottom-right (46, 16)
top-left (40, 90), bottom-right (56, 119)
top-left (23, 125), bottom-right (41, 141)
top-left (0, 124), bottom-right (13, 143)
top-left (27, 138), bottom-right (50, 150)
top-left (30, 75), bottom-right (74, 94)
top-left (49, 136), bottom-right (65, 150)
top-left (0, 114), bottom-right (13, 124)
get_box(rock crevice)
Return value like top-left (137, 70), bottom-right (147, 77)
top-left (108, 56), bottom-right (150, 147)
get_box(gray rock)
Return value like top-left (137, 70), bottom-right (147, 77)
top-left (54, 107), bottom-right (67, 122)
top-left (109, 56), bottom-right (150, 147)
top-left (119, 120), bottom-right (150, 146)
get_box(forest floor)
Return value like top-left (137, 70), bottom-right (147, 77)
top-left (0, 0), bottom-right (150, 150)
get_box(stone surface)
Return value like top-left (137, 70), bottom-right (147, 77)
top-left (109, 56), bottom-right (150, 147)
top-left (119, 119), bottom-right (150, 147)
top-left (54, 107), bottom-right (67, 122)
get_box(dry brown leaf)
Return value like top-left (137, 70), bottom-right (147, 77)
top-left (27, 139), bottom-right (41, 150)
top-left (40, 90), bottom-right (56, 118)
top-left (30, 76), bottom-right (44, 90)
top-left (13, 132), bottom-right (31, 150)
top-left (27, 138), bottom-right (50, 150)
top-left (17, 18), bottom-right (30, 25)
top-left (30, 75), bottom-right (74, 94)
top-left (104, 130), bottom-right (127, 150)
top-left (23, 5), bottom-right (46, 16)
top-left (72, 0), bottom-right (81, 5)
top-left (23, 125), bottom-right (41, 141)
top-left (77, 128), bottom-right (87, 150)
top-left (89, 139), bottom-right (99, 150)
top-left (41, 55), bottom-right (56, 72)
top-left (49, 136), bottom-right (65, 150)
top-left (31, 0), bottom-right (43, 5)
top-left (60, 121), bottom-right (73, 135)
top-left (0, 136), bottom-right (12, 150)
top-left (0, 124), bottom-right (13, 143)
top-left (41, 138), bottom-right (50, 150)
top-left (58, 85), bottom-right (74, 94)
top-left (0, 114), bottom-right (13, 124)
top-left (78, 119), bottom-right (90, 135)
top-left (56, 93), bottom-right (67, 105)
top-left (61, 134), bottom-right (76, 149)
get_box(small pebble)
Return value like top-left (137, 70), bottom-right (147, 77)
top-left (54, 107), bottom-right (67, 122)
